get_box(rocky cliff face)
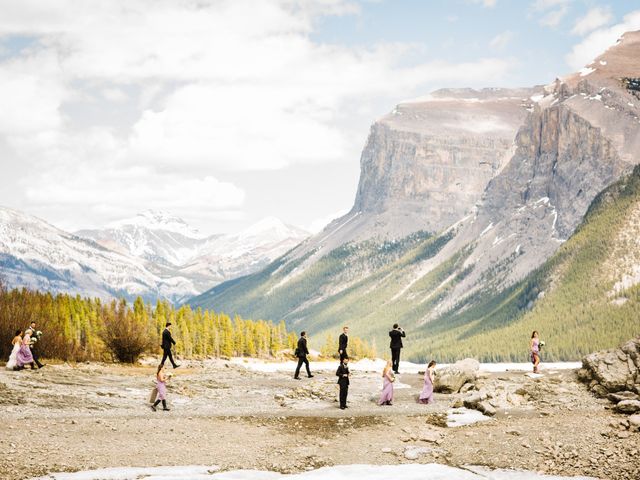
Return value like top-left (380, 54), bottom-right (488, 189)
top-left (420, 31), bottom-right (640, 316)
top-left (289, 88), bottom-right (538, 263)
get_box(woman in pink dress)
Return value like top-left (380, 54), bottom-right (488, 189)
top-left (15, 329), bottom-right (36, 370)
top-left (530, 331), bottom-right (541, 373)
top-left (378, 360), bottom-right (395, 406)
top-left (418, 360), bottom-right (436, 404)
top-left (151, 364), bottom-right (171, 411)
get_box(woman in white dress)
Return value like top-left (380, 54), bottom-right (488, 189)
top-left (6, 329), bottom-right (23, 370)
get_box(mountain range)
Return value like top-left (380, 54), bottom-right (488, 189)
top-left (190, 31), bottom-right (640, 361)
top-left (0, 208), bottom-right (309, 303)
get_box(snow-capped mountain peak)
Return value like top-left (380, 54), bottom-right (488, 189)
top-left (1, 206), bottom-right (310, 303)
top-left (235, 216), bottom-right (308, 241)
top-left (107, 210), bottom-right (202, 238)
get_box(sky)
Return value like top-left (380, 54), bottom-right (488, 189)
top-left (0, 0), bottom-right (639, 236)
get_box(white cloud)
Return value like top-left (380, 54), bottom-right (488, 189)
top-left (532, 0), bottom-right (571, 27)
top-left (571, 6), bottom-right (614, 36)
top-left (489, 31), bottom-right (514, 49)
top-left (566, 10), bottom-right (640, 69)
top-left (306, 208), bottom-right (350, 233)
top-left (0, 53), bottom-right (67, 135)
top-left (470, 0), bottom-right (497, 8)
top-left (531, 0), bottom-right (570, 9)
top-left (0, 0), bottom-right (515, 231)
top-left (540, 7), bottom-right (569, 27)
top-left (23, 160), bottom-right (246, 231)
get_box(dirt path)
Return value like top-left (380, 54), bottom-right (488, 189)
top-left (0, 361), bottom-right (638, 480)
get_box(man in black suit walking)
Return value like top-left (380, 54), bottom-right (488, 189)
top-left (160, 322), bottom-right (180, 369)
top-left (389, 323), bottom-right (406, 374)
top-left (294, 331), bottom-right (314, 379)
top-left (27, 321), bottom-right (44, 369)
top-left (338, 326), bottom-right (349, 361)
top-left (336, 356), bottom-right (350, 409)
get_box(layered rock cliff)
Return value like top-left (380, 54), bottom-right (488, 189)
top-left (420, 30), bottom-right (640, 316)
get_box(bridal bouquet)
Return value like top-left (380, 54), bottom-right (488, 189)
top-left (30, 331), bottom-right (43, 344)
top-left (539, 340), bottom-right (546, 349)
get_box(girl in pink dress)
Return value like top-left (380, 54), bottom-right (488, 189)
top-left (379, 360), bottom-right (395, 405)
top-left (15, 329), bottom-right (36, 370)
top-left (151, 364), bottom-right (171, 411)
top-left (418, 360), bottom-right (436, 404)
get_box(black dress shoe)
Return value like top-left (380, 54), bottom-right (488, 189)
top-left (173, 364), bottom-right (180, 369)
top-left (340, 407), bottom-right (346, 410)
top-left (307, 374), bottom-right (314, 378)
top-left (294, 377), bottom-right (300, 380)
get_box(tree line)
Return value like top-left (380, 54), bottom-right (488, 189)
top-left (0, 284), bottom-right (375, 363)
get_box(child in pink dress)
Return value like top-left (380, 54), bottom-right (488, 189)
top-left (151, 364), bottom-right (171, 411)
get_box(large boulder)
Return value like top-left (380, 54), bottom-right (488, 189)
top-left (434, 358), bottom-right (480, 394)
top-left (580, 337), bottom-right (640, 395)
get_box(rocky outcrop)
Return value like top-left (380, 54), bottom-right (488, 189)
top-left (296, 88), bottom-right (538, 255)
top-left (579, 337), bottom-right (640, 410)
top-left (434, 358), bottom-right (479, 393)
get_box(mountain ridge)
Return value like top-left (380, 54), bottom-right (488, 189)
top-left (0, 206), bottom-right (309, 303)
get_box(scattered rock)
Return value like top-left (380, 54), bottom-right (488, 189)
top-left (403, 446), bottom-right (431, 460)
top-left (417, 428), bottom-right (442, 443)
top-left (478, 401), bottom-right (497, 416)
top-left (615, 400), bottom-right (640, 414)
top-left (608, 391), bottom-right (639, 403)
top-left (434, 358), bottom-right (480, 394)
top-left (628, 414), bottom-right (640, 431)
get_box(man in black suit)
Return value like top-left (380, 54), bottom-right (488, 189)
top-left (336, 356), bottom-right (350, 409)
top-left (27, 321), bottom-right (44, 369)
top-left (389, 323), bottom-right (406, 374)
top-left (294, 331), bottom-right (314, 379)
top-left (160, 322), bottom-right (180, 369)
top-left (338, 326), bottom-right (349, 361)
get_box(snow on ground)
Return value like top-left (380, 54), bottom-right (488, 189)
top-left (447, 407), bottom-right (494, 427)
top-left (229, 358), bottom-right (582, 374)
top-left (32, 464), bottom-right (597, 480)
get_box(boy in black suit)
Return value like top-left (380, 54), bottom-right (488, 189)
top-left (336, 356), bottom-right (350, 409)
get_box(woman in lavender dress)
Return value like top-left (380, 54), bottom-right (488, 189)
top-left (530, 331), bottom-right (541, 373)
top-left (151, 364), bottom-right (171, 411)
top-left (379, 360), bottom-right (395, 406)
top-left (6, 329), bottom-right (22, 370)
top-left (418, 360), bottom-right (436, 404)
top-left (15, 329), bottom-right (36, 370)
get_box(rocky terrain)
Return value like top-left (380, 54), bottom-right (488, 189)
top-left (0, 358), bottom-right (638, 480)
top-left (579, 336), bottom-right (640, 419)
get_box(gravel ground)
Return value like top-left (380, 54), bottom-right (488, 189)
top-left (0, 360), bottom-right (638, 480)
